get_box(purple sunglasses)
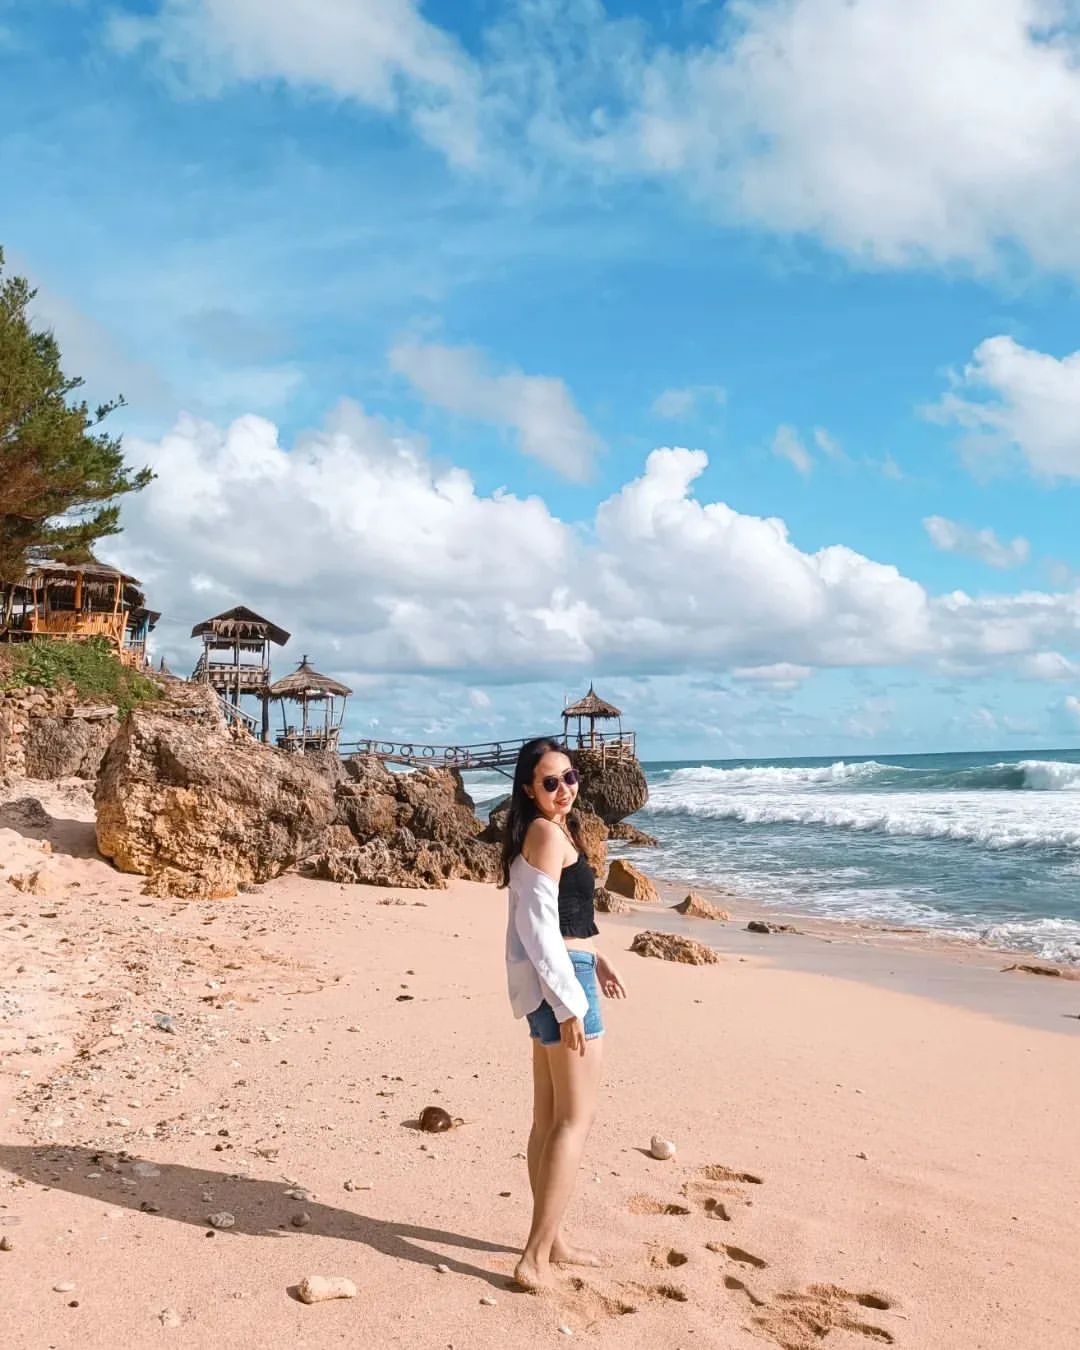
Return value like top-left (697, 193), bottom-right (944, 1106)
top-left (540, 768), bottom-right (580, 793)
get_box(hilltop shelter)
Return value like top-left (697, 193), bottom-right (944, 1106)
top-left (190, 606), bottom-right (289, 741)
top-left (268, 656), bottom-right (352, 755)
top-left (562, 683), bottom-right (625, 749)
top-left (0, 559), bottom-right (158, 668)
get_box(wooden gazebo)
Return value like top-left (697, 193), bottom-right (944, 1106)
top-left (190, 606), bottom-right (289, 739)
top-left (1, 559), bottom-right (156, 668)
top-left (268, 656), bottom-right (352, 754)
top-left (562, 684), bottom-right (625, 749)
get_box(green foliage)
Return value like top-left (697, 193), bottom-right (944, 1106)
top-left (0, 246), bottom-right (153, 581)
top-left (0, 637), bottom-right (162, 715)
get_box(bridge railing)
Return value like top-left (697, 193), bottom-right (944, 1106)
top-left (339, 728), bottom-right (636, 770)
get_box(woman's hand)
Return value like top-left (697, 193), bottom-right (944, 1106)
top-left (559, 1016), bottom-right (586, 1056)
top-left (596, 954), bottom-right (627, 1000)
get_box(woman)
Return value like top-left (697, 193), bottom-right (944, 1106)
top-left (501, 737), bottom-right (627, 1291)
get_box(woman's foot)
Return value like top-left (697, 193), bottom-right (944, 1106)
top-left (551, 1240), bottom-right (601, 1268)
top-left (513, 1253), bottom-right (554, 1291)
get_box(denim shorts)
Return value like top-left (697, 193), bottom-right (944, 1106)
top-left (526, 950), bottom-right (605, 1047)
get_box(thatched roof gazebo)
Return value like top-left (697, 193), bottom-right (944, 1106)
top-left (562, 683), bottom-right (624, 749)
top-left (268, 656), bottom-right (352, 754)
top-left (190, 606), bottom-right (290, 738)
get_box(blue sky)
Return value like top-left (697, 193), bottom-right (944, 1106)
top-left (4, 1), bottom-right (1080, 758)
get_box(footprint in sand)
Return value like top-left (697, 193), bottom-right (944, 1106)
top-left (707, 1241), bottom-right (768, 1269)
top-left (648, 1245), bottom-right (689, 1269)
top-left (728, 1278), bottom-right (896, 1347)
top-left (628, 1194), bottom-right (691, 1216)
top-left (683, 1161), bottom-right (763, 1217)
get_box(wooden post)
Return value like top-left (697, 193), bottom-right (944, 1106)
top-left (261, 691), bottom-right (270, 744)
top-left (74, 570), bottom-right (84, 614)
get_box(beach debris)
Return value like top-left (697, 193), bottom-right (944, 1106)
top-left (396, 994), bottom-right (414, 1002)
top-left (418, 1105), bottom-right (453, 1133)
top-left (1000, 962), bottom-right (1077, 979)
top-left (158, 1308), bottom-right (182, 1328)
top-left (856, 1152), bottom-right (868, 1160)
top-left (746, 921), bottom-right (799, 935)
top-left (154, 1012), bottom-right (177, 1034)
top-left (0, 1236), bottom-right (12, 1252)
top-left (650, 1135), bottom-right (677, 1161)
top-left (606, 860), bottom-right (659, 903)
top-left (479, 1296), bottom-right (496, 1306)
top-left (674, 893), bottom-right (730, 921)
top-left (295, 1275), bottom-right (357, 1304)
top-left (594, 887), bottom-right (630, 915)
top-left (558, 1324), bottom-right (574, 1335)
top-left (435, 1263), bottom-right (451, 1274)
top-left (53, 1281), bottom-right (76, 1293)
top-left (207, 1211), bottom-right (236, 1229)
top-left (284, 1187), bottom-right (313, 1201)
top-left (630, 931), bottom-right (719, 965)
top-left (291, 1212), bottom-right (312, 1228)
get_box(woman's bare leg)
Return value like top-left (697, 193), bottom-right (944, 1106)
top-left (525, 1039), bottom-right (601, 1270)
top-left (515, 1036), bottom-right (604, 1289)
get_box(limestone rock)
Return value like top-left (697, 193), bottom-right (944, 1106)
top-left (24, 711), bottom-right (118, 780)
top-left (10, 868), bottom-right (50, 895)
top-left (312, 756), bottom-right (497, 889)
top-left (607, 821), bottom-right (659, 847)
top-left (95, 688), bottom-right (336, 899)
top-left (674, 892), bottom-right (730, 921)
top-left (630, 930), bottom-right (719, 965)
top-left (746, 920), bottom-right (799, 935)
top-left (594, 886), bottom-right (630, 914)
top-left (572, 808), bottom-right (607, 878)
top-left (296, 1275), bottom-right (357, 1304)
top-left (572, 750), bottom-right (649, 823)
top-left (606, 859), bottom-right (659, 903)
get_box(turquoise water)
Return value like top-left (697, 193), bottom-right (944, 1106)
top-left (465, 748), bottom-right (1080, 962)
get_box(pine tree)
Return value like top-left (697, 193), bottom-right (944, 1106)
top-left (0, 247), bottom-right (153, 585)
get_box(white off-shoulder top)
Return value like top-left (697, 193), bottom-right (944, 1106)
top-left (505, 853), bottom-right (590, 1024)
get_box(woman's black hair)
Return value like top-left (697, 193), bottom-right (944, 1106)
top-left (498, 737), bottom-right (578, 887)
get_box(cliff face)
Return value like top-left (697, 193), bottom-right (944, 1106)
top-left (0, 687), bottom-right (119, 782)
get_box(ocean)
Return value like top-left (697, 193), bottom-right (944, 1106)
top-left (464, 748), bottom-right (1080, 964)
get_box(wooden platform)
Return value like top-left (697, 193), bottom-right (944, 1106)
top-left (338, 730), bottom-right (636, 773)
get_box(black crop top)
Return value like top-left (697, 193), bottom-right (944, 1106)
top-left (558, 855), bottom-right (599, 938)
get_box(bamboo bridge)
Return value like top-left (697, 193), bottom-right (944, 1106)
top-left (339, 729), bottom-right (636, 774)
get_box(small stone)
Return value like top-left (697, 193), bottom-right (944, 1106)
top-left (291, 1212), bottom-right (311, 1228)
top-left (435, 1263), bottom-right (450, 1274)
top-left (208, 1211), bottom-right (235, 1229)
top-left (285, 1187), bottom-right (313, 1201)
top-left (856, 1151), bottom-right (868, 1160)
top-left (159, 1308), bottom-right (182, 1328)
top-left (346, 1025), bottom-right (362, 1033)
top-left (132, 1161), bottom-right (160, 1178)
top-left (154, 1013), bottom-right (177, 1034)
top-left (558, 1326), bottom-right (573, 1337)
top-left (296, 1275), bottom-right (357, 1304)
top-left (479, 1296), bottom-right (496, 1306)
top-left (0, 1236), bottom-right (12, 1251)
top-left (108, 1117), bottom-right (131, 1128)
top-left (53, 1281), bottom-right (76, 1293)
top-left (649, 1135), bottom-right (677, 1160)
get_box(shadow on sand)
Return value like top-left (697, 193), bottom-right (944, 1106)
top-left (0, 1144), bottom-right (519, 1291)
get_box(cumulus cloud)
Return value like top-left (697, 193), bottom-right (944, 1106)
top-left (651, 384), bottom-right (726, 419)
top-left (771, 424), bottom-right (813, 475)
top-left (389, 340), bottom-right (602, 481)
top-left (923, 515), bottom-right (1031, 569)
top-left (108, 411), bottom-right (1080, 691)
top-left (927, 336), bottom-right (1080, 480)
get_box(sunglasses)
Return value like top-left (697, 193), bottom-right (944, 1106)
top-left (539, 768), bottom-right (580, 793)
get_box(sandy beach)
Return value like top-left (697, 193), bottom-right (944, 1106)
top-left (3, 778), bottom-right (1079, 1350)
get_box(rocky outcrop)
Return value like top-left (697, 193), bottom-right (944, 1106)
top-left (674, 892), bottom-right (730, 921)
top-left (311, 754), bottom-right (498, 889)
top-left (746, 920), bottom-right (799, 934)
top-left (95, 688), bottom-right (336, 899)
top-left (607, 820), bottom-right (659, 847)
top-left (630, 930), bottom-right (719, 965)
top-left (605, 858), bottom-right (659, 903)
top-left (480, 797), bottom-right (607, 876)
top-left (571, 749), bottom-right (649, 824)
top-left (0, 687), bottom-right (118, 781)
top-left (594, 886), bottom-right (630, 915)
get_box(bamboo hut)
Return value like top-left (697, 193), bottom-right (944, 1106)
top-left (190, 606), bottom-right (289, 739)
top-left (1, 559), bottom-right (156, 668)
top-left (562, 684), bottom-right (628, 752)
top-left (268, 656), bottom-right (352, 754)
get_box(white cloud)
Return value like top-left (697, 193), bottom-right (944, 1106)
top-left (1064, 695), bottom-right (1080, 729)
top-left (1018, 651), bottom-right (1078, 681)
top-left (389, 339), bottom-right (602, 481)
top-left (107, 0), bottom-right (483, 168)
top-left (771, 424), bottom-right (813, 475)
top-left (927, 336), bottom-right (1080, 480)
top-left (923, 515), bottom-right (1031, 569)
top-left (651, 384), bottom-right (726, 419)
top-left (108, 412), bottom-right (1080, 692)
top-left (813, 426), bottom-right (845, 460)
